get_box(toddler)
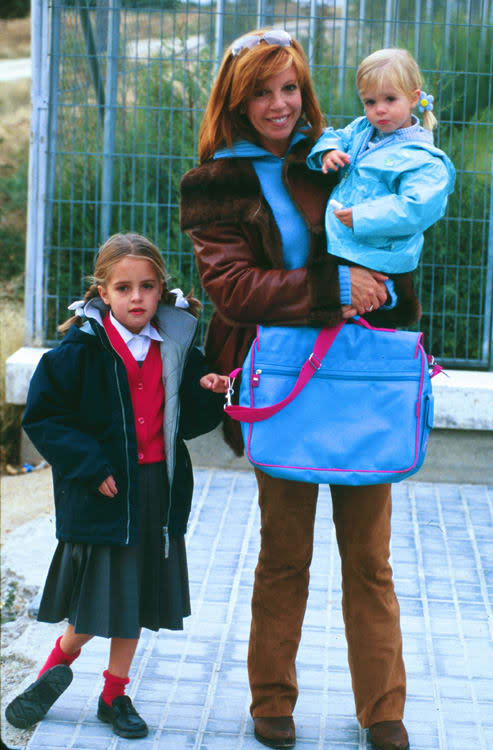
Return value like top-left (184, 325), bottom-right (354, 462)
top-left (307, 48), bottom-right (455, 312)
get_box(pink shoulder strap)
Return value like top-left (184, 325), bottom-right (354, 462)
top-left (225, 321), bottom-right (345, 424)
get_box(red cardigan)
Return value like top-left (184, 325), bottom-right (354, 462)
top-left (104, 314), bottom-right (165, 464)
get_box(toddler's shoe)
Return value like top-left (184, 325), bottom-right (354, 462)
top-left (5, 664), bottom-right (73, 728)
top-left (97, 694), bottom-right (148, 739)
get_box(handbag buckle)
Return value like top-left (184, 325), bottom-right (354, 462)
top-left (308, 352), bottom-right (322, 370)
top-left (225, 377), bottom-right (235, 409)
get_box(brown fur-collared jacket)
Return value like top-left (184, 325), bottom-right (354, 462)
top-left (180, 137), bottom-right (421, 455)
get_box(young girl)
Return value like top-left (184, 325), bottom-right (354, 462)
top-left (5, 233), bottom-right (228, 739)
top-left (307, 47), bottom-right (455, 312)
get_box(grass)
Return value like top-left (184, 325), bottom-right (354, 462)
top-left (0, 31), bottom-right (30, 274)
top-left (0, 580), bottom-right (18, 624)
top-left (0, 77), bottom-right (30, 121)
top-left (0, 17), bottom-right (30, 471)
top-left (0, 297), bottom-right (25, 471)
top-left (0, 19), bottom-right (30, 298)
top-left (0, 77), bottom-right (29, 304)
top-left (0, 16), bottom-right (30, 59)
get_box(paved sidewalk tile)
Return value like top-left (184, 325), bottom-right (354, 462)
top-left (26, 473), bottom-right (493, 749)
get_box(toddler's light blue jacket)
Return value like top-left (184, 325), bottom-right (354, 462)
top-left (307, 116), bottom-right (456, 273)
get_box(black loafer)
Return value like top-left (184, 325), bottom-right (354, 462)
top-left (97, 694), bottom-right (148, 739)
top-left (5, 665), bottom-right (73, 729)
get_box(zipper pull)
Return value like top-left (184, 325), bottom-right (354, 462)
top-left (163, 526), bottom-right (170, 558)
top-left (253, 369), bottom-right (262, 387)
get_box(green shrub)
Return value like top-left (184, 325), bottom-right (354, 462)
top-left (0, 153), bottom-right (28, 295)
top-left (417, 109), bottom-right (491, 362)
top-left (0, 0), bottom-right (30, 20)
top-left (46, 59), bottom-right (210, 339)
top-left (5, 5), bottom-right (491, 364)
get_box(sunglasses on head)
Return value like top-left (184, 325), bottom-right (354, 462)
top-left (231, 29), bottom-right (292, 57)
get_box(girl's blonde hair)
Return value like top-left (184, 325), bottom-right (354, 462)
top-left (356, 47), bottom-right (437, 131)
top-left (58, 232), bottom-right (201, 333)
top-left (198, 28), bottom-right (326, 163)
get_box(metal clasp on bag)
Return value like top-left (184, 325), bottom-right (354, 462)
top-left (224, 368), bottom-right (242, 409)
top-left (427, 354), bottom-right (448, 379)
top-left (225, 377), bottom-right (235, 409)
top-left (308, 352), bottom-right (322, 370)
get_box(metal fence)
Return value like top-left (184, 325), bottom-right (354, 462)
top-left (27, 0), bottom-right (493, 368)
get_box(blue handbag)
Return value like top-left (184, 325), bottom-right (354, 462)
top-left (225, 318), bottom-right (439, 485)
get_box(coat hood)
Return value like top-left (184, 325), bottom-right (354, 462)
top-left (77, 294), bottom-right (198, 342)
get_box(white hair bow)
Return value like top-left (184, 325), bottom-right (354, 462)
top-left (170, 288), bottom-right (190, 309)
top-left (67, 299), bottom-right (86, 317)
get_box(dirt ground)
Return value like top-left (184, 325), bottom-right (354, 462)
top-left (1, 467), bottom-right (53, 544)
top-left (1, 468), bottom-right (56, 750)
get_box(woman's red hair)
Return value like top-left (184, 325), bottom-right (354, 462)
top-left (198, 29), bottom-right (325, 163)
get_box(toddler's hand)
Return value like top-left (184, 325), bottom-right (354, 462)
top-left (334, 208), bottom-right (353, 228)
top-left (98, 474), bottom-right (118, 497)
top-left (322, 149), bottom-right (350, 173)
top-left (200, 373), bottom-right (229, 394)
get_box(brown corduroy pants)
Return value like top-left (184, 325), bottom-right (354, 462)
top-left (248, 470), bottom-right (406, 728)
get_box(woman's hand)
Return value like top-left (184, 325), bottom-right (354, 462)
top-left (322, 149), bottom-right (351, 173)
top-left (98, 474), bottom-right (118, 497)
top-left (200, 373), bottom-right (229, 394)
top-left (342, 267), bottom-right (389, 318)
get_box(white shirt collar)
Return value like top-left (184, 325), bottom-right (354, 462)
top-left (109, 310), bottom-right (163, 343)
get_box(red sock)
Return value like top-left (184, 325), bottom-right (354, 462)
top-left (38, 635), bottom-right (81, 678)
top-left (101, 670), bottom-right (130, 706)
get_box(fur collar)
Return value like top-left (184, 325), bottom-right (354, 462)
top-left (180, 138), bottom-right (324, 231)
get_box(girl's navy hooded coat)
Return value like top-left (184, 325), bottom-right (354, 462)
top-left (22, 298), bottom-right (223, 546)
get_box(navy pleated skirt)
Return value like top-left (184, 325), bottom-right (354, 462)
top-left (37, 462), bottom-right (191, 638)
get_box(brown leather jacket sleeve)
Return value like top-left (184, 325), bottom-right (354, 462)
top-left (188, 222), bottom-right (342, 328)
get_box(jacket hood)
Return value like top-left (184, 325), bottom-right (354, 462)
top-left (83, 296), bottom-right (109, 326)
top-left (214, 130), bottom-right (307, 160)
top-left (77, 294), bottom-right (198, 341)
top-left (438, 148), bottom-right (456, 192)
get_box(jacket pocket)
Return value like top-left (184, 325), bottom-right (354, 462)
top-left (56, 478), bottom-right (123, 536)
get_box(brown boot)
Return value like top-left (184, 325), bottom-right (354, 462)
top-left (369, 720), bottom-right (409, 750)
top-left (253, 716), bottom-right (296, 748)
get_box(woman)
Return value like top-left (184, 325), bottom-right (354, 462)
top-left (180, 28), bottom-right (418, 750)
